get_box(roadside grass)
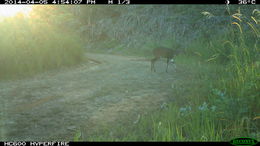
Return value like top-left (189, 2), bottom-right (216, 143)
top-left (77, 50), bottom-right (259, 141)
top-left (0, 15), bottom-right (85, 80)
top-left (74, 10), bottom-right (259, 141)
top-left (1, 8), bottom-right (258, 141)
top-left (71, 55), bottom-right (225, 141)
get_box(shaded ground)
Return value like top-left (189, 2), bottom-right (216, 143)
top-left (0, 53), bottom-right (180, 141)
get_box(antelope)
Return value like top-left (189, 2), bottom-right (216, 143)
top-left (151, 47), bottom-right (183, 72)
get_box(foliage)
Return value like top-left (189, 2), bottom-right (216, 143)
top-left (0, 6), bottom-right (84, 79)
top-left (72, 6), bottom-right (259, 141)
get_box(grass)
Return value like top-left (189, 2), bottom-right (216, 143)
top-left (70, 55), bottom-right (225, 141)
top-left (1, 7), bottom-right (258, 142)
top-left (0, 13), bottom-right (85, 80)
top-left (85, 105), bottom-right (224, 141)
top-left (75, 51), bottom-right (259, 141)
top-left (73, 9), bottom-right (259, 141)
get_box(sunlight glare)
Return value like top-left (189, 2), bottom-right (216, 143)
top-left (0, 5), bottom-right (32, 18)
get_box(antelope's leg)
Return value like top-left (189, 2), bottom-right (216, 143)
top-left (151, 58), bottom-right (158, 72)
top-left (166, 58), bottom-right (170, 72)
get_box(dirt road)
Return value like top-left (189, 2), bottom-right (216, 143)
top-left (0, 53), bottom-right (178, 141)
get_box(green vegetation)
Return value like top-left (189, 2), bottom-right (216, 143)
top-left (75, 6), bottom-right (260, 141)
top-left (0, 6), bottom-right (84, 79)
top-left (0, 5), bottom-right (259, 141)
top-left (82, 53), bottom-right (259, 141)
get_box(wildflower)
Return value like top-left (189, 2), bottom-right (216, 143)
top-left (179, 106), bottom-right (192, 116)
top-left (198, 102), bottom-right (208, 111)
top-left (211, 105), bottom-right (217, 112)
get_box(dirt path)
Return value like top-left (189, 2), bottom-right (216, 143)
top-left (0, 53), bottom-right (178, 141)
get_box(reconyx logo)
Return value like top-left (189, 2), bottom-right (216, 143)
top-left (230, 137), bottom-right (258, 146)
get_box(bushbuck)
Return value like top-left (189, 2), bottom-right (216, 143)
top-left (151, 47), bottom-right (183, 72)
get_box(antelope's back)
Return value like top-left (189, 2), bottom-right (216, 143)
top-left (153, 47), bottom-right (174, 58)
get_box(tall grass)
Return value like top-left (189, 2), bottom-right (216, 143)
top-left (0, 14), bottom-right (84, 80)
top-left (214, 9), bottom-right (260, 137)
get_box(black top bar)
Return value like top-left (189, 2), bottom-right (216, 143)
top-left (1, 0), bottom-right (258, 4)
